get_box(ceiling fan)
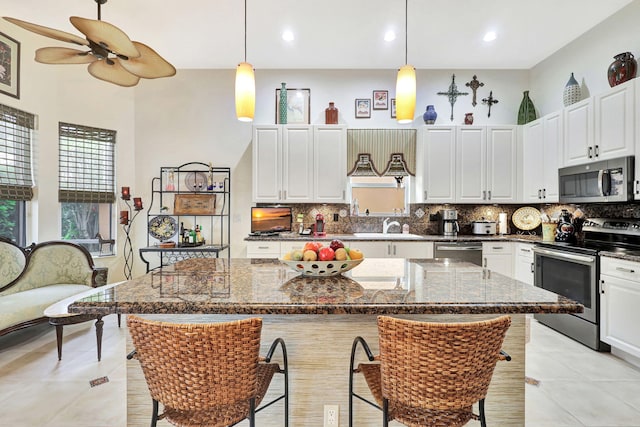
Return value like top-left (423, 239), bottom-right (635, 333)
top-left (3, 0), bottom-right (176, 87)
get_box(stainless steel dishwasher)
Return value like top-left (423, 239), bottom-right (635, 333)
top-left (434, 242), bottom-right (483, 266)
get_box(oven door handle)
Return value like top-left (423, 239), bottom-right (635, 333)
top-left (533, 247), bottom-right (596, 264)
top-left (436, 246), bottom-right (481, 251)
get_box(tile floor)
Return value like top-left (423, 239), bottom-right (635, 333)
top-left (1, 317), bottom-right (640, 426)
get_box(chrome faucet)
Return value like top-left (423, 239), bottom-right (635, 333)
top-left (382, 217), bottom-right (401, 234)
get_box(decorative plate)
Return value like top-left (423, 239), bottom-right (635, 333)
top-left (512, 207), bottom-right (542, 231)
top-left (280, 259), bottom-right (363, 277)
top-left (184, 172), bottom-right (208, 192)
top-left (148, 215), bottom-right (178, 241)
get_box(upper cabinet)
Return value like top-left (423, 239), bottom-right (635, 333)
top-left (252, 125), bottom-right (346, 203)
top-left (562, 80), bottom-right (635, 167)
top-left (456, 125), bottom-right (518, 203)
top-left (522, 111), bottom-right (562, 203)
top-left (417, 126), bottom-right (456, 203)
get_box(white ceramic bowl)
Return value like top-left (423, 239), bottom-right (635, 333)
top-left (280, 258), bottom-right (363, 277)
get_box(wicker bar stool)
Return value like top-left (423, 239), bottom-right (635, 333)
top-left (127, 315), bottom-right (288, 427)
top-left (349, 315), bottom-right (512, 427)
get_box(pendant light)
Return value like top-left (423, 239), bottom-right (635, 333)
top-left (395, 0), bottom-right (416, 124)
top-left (235, 0), bottom-right (255, 122)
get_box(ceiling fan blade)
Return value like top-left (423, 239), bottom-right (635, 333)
top-left (119, 42), bottom-right (176, 79)
top-left (88, 59), bottom-right (140, 87)
top-left (3, 17), bottom-right (89, 46)
top-left (70, 16), bottom-right (140, 59)
top-left (35, 47), bottom-right (96, 64)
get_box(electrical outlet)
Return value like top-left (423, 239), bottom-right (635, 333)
top-left (324, 404), bottom-right (339, 426)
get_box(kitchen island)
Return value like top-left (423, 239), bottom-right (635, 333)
top-left (69, 258), bottom-right (582, 427)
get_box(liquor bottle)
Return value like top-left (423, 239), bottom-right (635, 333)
top-left (189, 228), bottom-right (196, 244)
top-left (195, 225), bottom-right (202, 243)
top-left (179, 222), bottom-right (185, 243)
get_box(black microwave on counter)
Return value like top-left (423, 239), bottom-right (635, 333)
top-left (558, 156), bottom-right (634, 203)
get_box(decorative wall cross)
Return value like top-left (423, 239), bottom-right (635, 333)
top-left (482, 91), bottom-right (499, 117)
top-left (437, 74), bottom-right (468, 121)
top-left (465, 75), bottom-right (484, 107)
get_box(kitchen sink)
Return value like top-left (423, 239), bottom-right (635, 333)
top-left (353, 232), bottom-right (423, 239)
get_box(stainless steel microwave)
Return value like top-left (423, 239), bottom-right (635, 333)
top-left (558, 156), bottom-right (634, 203)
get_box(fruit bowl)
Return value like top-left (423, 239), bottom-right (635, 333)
top-left (280, 258), bottom-right (364, 277)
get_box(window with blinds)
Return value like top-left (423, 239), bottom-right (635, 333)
top-left (0, 103), bottom-right (35, 201)
top-left (59, 122), bottom-right (116, 203)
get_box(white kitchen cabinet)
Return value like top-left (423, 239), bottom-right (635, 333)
top-left (339, 240), bottom-right (433, 259)
top-left (253, 125), bottom-right (346, 203)
top-left (246, 240), bottom-right (280, 258)
top-left (313, 125), bottom-right (347, 203)
top-left (456, 126), bottom-right (518, 203)
top-left (594, 80), bottom-right (635, 160)
top-left (522, 112), bottom-right (562, 203)
top-left (562, 98), bottom-right (594, 166)
top-left (417, 126), bottom-right (456, 203)
top-left (513, 242), bottom-right (534, 285)
top-left (600, 256), bottom-right (640, 358)
top-left (482, 242), bottom-right (513, 278)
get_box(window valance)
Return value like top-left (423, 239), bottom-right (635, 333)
top-left (347, 129), bottom-right (416, 177)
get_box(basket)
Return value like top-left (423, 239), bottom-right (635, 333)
top-left (280, 259), bottom-right (363, 277)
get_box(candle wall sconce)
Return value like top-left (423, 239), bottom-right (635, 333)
top-left (120, 186), bottom-right (143, 280)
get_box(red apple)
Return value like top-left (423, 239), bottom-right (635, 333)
top-left (329, 239), bottom-right (345, 252)
top-left (318, 247), bottom-right (335, 261)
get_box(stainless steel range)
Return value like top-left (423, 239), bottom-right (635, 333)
top-left (533, 218), bottom-right (640, 351)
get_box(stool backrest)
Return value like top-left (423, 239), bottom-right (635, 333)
top-left (377, 315), bottom-right (511, 410)
top-left (128, 315), bottom-right (263, 409)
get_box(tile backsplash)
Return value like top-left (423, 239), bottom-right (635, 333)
top-left (261, 202), bottom-right (640, 236)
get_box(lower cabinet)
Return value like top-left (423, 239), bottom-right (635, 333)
top-left (247, 240), bottom-right (434, 259)
top-left (246, 241), bottom-right (280, 259)
top-left (600, 257), bottom-right (640, 358)
top-left (513, 243), bottom-right (534, 285)
top-left (482, 242), bottom-right (513, 278)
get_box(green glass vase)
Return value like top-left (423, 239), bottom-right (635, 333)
top-left (279, 82), bottom-right (288, 124)
top-left (517, 90), bottom-right (537, 125)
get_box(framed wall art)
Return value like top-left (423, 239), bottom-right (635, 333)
top-left (0, 32), bottom-right (20, 99)
top-left (373, 90), bottom-right (388, 110)
top-left (355, 98), bottom-right (371, 118)
top-left (276, 88), bottom-right (311, 124)
top-left (391, 98), bottom-right (396, 118)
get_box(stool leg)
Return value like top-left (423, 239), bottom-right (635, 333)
top-left (118, 313), bottom-right (121, 327)
top-left (95, 316), bottom-right (104, 361)
top-left (55, 324), bottom-right (64, 361)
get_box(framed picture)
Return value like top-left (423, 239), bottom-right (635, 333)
top-left (276, 88), bottom-right (311, 124)
top-left (391, 98), bottom-right (396, 118)
top-left (0, 32), bottom-right (20, 99)
top-left (174, 194), bottom-right (216, 215)
top-left (373, 90), bottom-right (388, 110)
top-left (355, 98), bottom-right (371, 118)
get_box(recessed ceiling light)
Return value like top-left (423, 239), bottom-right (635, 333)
top-left (282, 30), bottom-right (294, 41)
top-left (483, 31), bottom-right (497, 42)
top-left (384, 30), bottom-right (396, 42)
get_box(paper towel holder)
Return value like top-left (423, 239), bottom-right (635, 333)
top-left (498, 212), bottom-right (508, 235)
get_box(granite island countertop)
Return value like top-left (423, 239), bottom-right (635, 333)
top-left (245, 233), bottom-right (542, 243)
top-left (69, 258), bottom-right (582, 316)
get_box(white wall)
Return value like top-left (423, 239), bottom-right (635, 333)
top-left (530, 1), bottom-right (640, 115)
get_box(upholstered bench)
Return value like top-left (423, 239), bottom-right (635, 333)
top-left (0, 238), bottom-right (108, 360)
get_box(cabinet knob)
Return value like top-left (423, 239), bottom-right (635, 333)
top-left (594, 145), bottom-right (599, 157)
top-left (538, 189), bottom-right (542, 199)
top-left (588, 146), bottom-right (593, 158)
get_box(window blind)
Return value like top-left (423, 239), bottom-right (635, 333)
top-left (0, 103), bottom-right (35, 201)
top-left (59, 122), bottom-right (116, 203)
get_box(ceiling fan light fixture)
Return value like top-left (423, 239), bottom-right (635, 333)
top-left (235, 62), bottom-right (255, 122)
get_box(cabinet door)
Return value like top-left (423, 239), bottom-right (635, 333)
top-left (392, 241), bottom-right (434, 258)
top-left (482, 242), bottom-right (513, 278)
top-left (514, 243), bottom-right (534, 285)
top-left (600, 274), bottom-right (640, 358)
top-left (562, 98), bottom-right (593, 166)
top-left (541, 112), bottom-right (562, 202)
top-left (594, 81), bottom-right (635, 160)
top-left (418, 126), bottom-right (456, 203)
top-left (522, 119), bottom-right (544, 202)
top-left (486, 126), bottom-right (518, 202)
top-left (314, 125), bottom-right (347, 203)
top-left (282, 126), bottom-right (314, 202)
top-left (347, 241), bottom-right (388, 258)
top-left (456, 126), bottom-right (486, 203)
top-left (253, 126), bottom-right (282, 202)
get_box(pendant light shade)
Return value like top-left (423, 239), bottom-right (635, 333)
top-left (396, 0), bottom-right (416, 124)
top-left (235, 62), bottom-right (255, 122)
top-left (236, 0), bottom-right (255, 122)
top-left (395, 64), bottom-right (416, 124)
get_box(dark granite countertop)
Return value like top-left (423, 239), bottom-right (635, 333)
top-left (246, 233), bottom-right (542, 243)
top-left (600, 251), bottom-right (640, 263)
top-left (69, 258), bottom-right (582, 316)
